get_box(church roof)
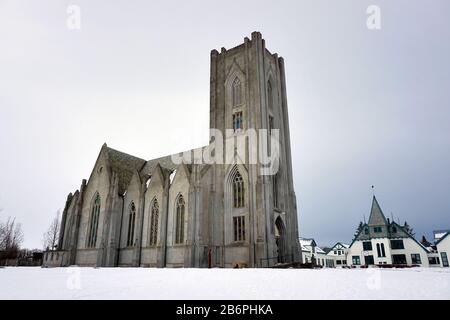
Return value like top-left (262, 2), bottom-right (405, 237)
top-left (368, 196), bottom-right (388, 226)
top-left (106, 147), bottom-right (147, 194)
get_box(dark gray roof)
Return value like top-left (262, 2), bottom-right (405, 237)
top-left (106, 147), bottom-right (146, 194)
top-left (368, 196), bottom-right (388, 226)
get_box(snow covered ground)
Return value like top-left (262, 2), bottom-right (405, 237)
top-left (0, 267), bottom-right (449, 300)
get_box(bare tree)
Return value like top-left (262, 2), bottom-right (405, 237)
top-left (0, 217), bottom-right (24, 256)
top-left (42, 210), bottom-right (61, 250)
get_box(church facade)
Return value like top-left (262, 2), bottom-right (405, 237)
top-left (43, 32), bottom-right (301, 268)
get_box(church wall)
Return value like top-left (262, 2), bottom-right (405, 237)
top-left (166, 166), bottom-right (191, 267)
top-left (118, 248), bottom-right (134, 266)
top-left (141, 248), bottom-right (158, 267)
top-left (75, 249), bottom-right (99, 266)
top-left (76, 155), bottom-right (111, 254)
top-left (61, 192), bottom-right (78, 250)
top-left (140, 169), bottom-right (166, 266)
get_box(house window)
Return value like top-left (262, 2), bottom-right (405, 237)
top-left (233, 216), bottom-right (246, 242)
top-left (175, 195), bottom-right (185, 244)
top-left (149, 199), bottom-right (159, 246)
top-left (441, 252), bottom-right (449, 267)
top-left (334, 250), bottom-right (337, 255)
top-left (232, 112), bottom-right (243, 132)
top-left (390, 239), bottom-right (404, 250)
top-left (352, 256), bottom-right (361, 265)
top-left (376, 243), bottom-right (386, 257)
top-left (126, 202), bottom-right (136, 247)
top-left (364, 255), bottom-right (374, 265)
top-left (392, 254), bottom-right (407, 265)
top-left (233, 171), bottom-right (245, 208)
top-left (87, 193), bottom-right (101, 248)
top-left (342, 260), bottom-right (347, 265)
top-left (411, 254), bottom-right (421, 264)
top-left (364, 228), bottom-right (369, 235)
top-left (336, 260), bottom-right (342, 265)
top-left (363, 241), bottom-right (373, 251)
top-left (392, 226), bottom-right (397, 233)
top-left (374, 227), bottom-right (382, 233)
top-left (232, 78), bottom-right (242, 107)
top-left (428, 256), bottom-right (440, 265)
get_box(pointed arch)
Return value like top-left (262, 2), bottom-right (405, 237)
top-left (149, 198), bottom-right (159, 246)
top-left (126, 201), bottom-right (136, 247)
top-left (275, 216), bottom-right (286, 263)
top-left (224, 164), bottom-right (249, 245)
top-left (87, 192), bottom-right (101, 248)
top-left (232, 77), bottom-right (242, 107)
top-left (267, 80), bottom-right (274, 110)
top-left (175, 194), bottom-right (186, 244)
top-left (225, 61), bottom-right (246, 108)
top-left (233, 171), bottom-right (244, 208)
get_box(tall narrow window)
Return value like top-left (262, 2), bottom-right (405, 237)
top-left (87, 193), bottom-right (101, 248)
top-left (232, 78), bottom-right (241, 106)
top-left (267, 81), bottom-right (274, 110)
top-left (233, 216), bottom-right (246, 241)
top-left (381, 243), bottom-right (386, 257)
top-left (232, 112), bottom-right (243, 132)
top-left (127, 202), bottom-right (136, 247)
top-left (149, 199), bottom-right (159, 246)
top-left (233, 171), bottom-right (244, 208)
top-left (273, 174), bottom-right (279, 208)
top-left (175, 195), bottom-right (185, 244)
top-left (376, 243), bottom-right (381, 257)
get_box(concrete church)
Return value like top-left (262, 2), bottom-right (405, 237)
top-left (43, 32), bottom-right (301, 268)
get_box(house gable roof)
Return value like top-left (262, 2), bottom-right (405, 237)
top-left (436, 231), bottom-right (450, 245)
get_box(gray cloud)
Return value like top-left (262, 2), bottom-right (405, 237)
top-left (0, 0), bottom-right (449, 248)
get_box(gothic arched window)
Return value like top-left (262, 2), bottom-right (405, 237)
top-left (232, 78), bottom-right (242, 107)
top-left (149, 199), bottom-right (159, 246)
top-left (126, 202), bottom-right (136, 247)
top-left (87, 193), bottom-right (101, 248)
top-left (267, 81), bottom-right (274, 110)
top-left (233, 171), bottom-right (244, 208)
top-left (273, 173), bottom-right (279, 208)
top-left (175, 195), bottom-right (185, 244)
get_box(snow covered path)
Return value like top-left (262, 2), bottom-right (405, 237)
top-left (0, 267), bottom-right (449, 300)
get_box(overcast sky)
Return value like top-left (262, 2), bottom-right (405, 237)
top-left (1, 0), bottom-right (449, 249)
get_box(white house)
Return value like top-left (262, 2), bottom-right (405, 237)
top-left (300, 238), bottom-right (335, 268)
top-left (326, 242), bottom-right (349, 267)
top-left (347, 196), bottom-right (430, 267)
top-left (436, 231), bottom-right (450, 268)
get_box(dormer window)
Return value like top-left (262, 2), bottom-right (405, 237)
top-left (374, 227), bottom-right (382, 233)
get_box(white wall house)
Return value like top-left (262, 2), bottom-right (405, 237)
top-left (300, 238), bottom-right (335, 268)
top-left (436, 231), bottom-right (450, 268)
top-left (347, 196), bottom-right (430, 268)
top-left (326, 242), bottom-right (349, 267)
